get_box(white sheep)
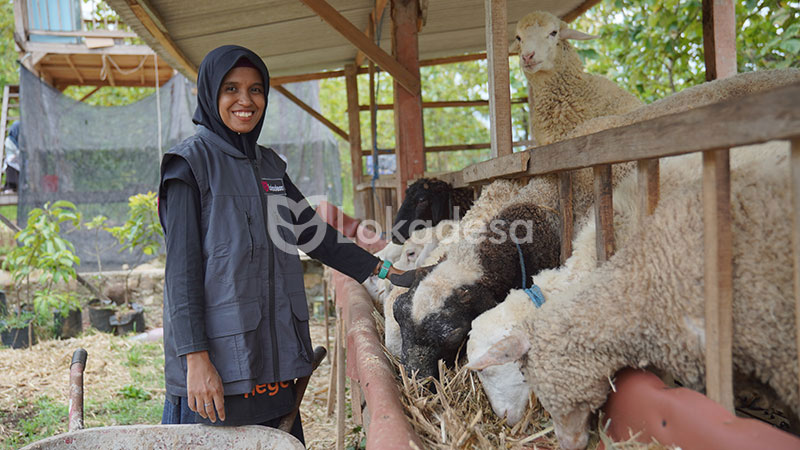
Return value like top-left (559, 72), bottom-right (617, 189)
top-left (467, 141), bottom-right (798, 450)
top-left (511, 10), bottom-right (643, 146)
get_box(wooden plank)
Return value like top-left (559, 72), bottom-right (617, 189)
top-left (392, 0), bottom-right (425, 201)
top-left (462, 151), bottom-right (529, 184)
top-left (702, 0), bottom-right (737, 81)
top-left (593, 164), bottom-right (615, 264)
top-left (13, 0), bottom-right (27, 49)
top-left (356, 175), bottom-right (398, 191)
top-left (0, 85), bottom-right (9, 171)
top-left (79, 86), bottom-right (102, 102)
top-left (28, 29), bottom-right (138, 39)
top-left (562, 0), bottom-right (603, 23)
top-left (345, 64), bottom-right (366, 220)
top-left (420, 52), bottom-right (487, 67)
top-left (127, 0), bottom-right (198, 80)
top-left (63, 55), bottom-right (84, 84)
top-left (702, 148), bottom-right (734, 413)
top-left (423, 139), bottom-right (535, 154)
top-left (272, 85), bottom-right (349, 141)
top-left (791, 138), bottom-right (800, 409)
top-left (271, 70), bottom-right (346, 86)
top-left (358, 97), bottom-right (529, 111)
top-left (298, 0), bottom-right (420, 95)
top-left (485, 0), bottom-right (512, 158)
top-left (637, 158), bottom-right (660, 228)
top-left (524, 83), bottom-right (800, 176)
top-left (559, 171), bottom-right (574, 264)
top-left (23, 42), bottom-right (157, 56)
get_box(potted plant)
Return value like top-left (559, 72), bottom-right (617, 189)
top-left (106, 192), bottom-right (163, 335)
top-left (34, 290), bottom-right (83, 339)
top-left (1, 201), bottom-right (82, 348)
top-left (83, 214), bottom-right (118, 332)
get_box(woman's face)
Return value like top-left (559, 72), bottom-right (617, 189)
top-left (217, 66), bottom-right (266, 133)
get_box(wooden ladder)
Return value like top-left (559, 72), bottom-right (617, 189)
top-left (0, 84), bottom-right (20, 207)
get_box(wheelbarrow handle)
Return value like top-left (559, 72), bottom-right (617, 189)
top-left (69, 348), bottom-right (88, 433)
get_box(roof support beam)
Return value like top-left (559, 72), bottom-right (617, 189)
top-left (355, 0), bottom-right (389, 67)
top-left (126, 0), bottom-right (198, 80)
top-left (298, 0), bottom-right (420, 95)
top-left (63, 55), bottom-right (84, 84)
top-left (272, 85), bottom-right (349, 141)
top-left (562, 0), bottom-right (602, 23)
top-left (392, 0), bottom-right (425, 199)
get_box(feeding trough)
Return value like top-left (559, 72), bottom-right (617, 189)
top-left (21, 349), bottom-right (304, 450)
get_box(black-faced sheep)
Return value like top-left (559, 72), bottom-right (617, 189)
top-left (467, 141), bottom-right (798, 450)
top-left (511, 10), bottom-right (643, 146)
top-left (391, 178), bottom-right (473, 244)
top-left (393, 200), bottom-right (561, 379)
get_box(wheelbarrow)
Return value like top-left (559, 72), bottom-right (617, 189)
top-left (20, 349), bottom-right (307, 450)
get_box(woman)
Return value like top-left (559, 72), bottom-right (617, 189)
top-left (2, 121), bottom-right (20, 193)
top-left (158, 45), bottom-right (400, 444)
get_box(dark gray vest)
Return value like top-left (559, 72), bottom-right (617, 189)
top-left (161, 126), bottom-right (313, 397)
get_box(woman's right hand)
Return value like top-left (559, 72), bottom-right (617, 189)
top-left (186, 351), bottom-right (226, 423)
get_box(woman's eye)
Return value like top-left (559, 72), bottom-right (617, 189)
top-left (251, 87), bottom-right (263, 94)
top-left (225, 86), bottom-right (236, 92)
top-left (549, 30), bottom-right (558, 37)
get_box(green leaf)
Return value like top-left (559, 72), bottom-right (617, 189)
top-left (778, 38), bottom-right (800, 54)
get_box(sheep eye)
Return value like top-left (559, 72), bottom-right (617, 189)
top-left (549, 30), bottom-right (558, 37)
top-left (515, 35), bottom-right (521, 41)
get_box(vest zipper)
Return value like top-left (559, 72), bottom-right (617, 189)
top-left (246, 157), bottom-right (280, 382)
top-left (245, 211), bottom-right (254, 262)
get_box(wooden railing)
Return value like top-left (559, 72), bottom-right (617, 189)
top-left (426, 82), bottom-right (800, 411)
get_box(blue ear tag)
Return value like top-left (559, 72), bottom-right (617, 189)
top-left (524, 283), bottom-right (546, 308)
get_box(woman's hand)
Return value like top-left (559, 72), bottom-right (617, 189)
top-left (186, 351), bottom-right (226, 423)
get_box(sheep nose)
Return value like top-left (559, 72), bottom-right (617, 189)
top-left (522, 52), bottom-right (535, 63)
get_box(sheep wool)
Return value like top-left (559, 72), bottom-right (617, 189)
top-left (468, 141), bottom-right (798, 450)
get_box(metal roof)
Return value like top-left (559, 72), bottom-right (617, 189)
top-left (105, 0), bottom-right (595, 81)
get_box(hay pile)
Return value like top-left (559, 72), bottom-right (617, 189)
top-left (373, 311), bottom-right (671, 450)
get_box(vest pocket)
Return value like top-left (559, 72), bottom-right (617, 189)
top-left (205, 300), bottom-right (263, 383)
top-left (289, 292), bottom-right (313, 363)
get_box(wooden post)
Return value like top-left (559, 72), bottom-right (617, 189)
top-left (391, 0), bottom-right (424, 201)
top-left (593, 165), bottom-right (615, 264)
top-left (702, 0), bottom-right (737, 81)
top-left (702, 149), bottom-right (734, 413)
top-left (527, 83), bottom-right (536, 146)
top-left (485, 0), bottom-right (513, 158)
top-left (335, 306), bottom-right (346, 450)
top-left (702, 0), bottom-right (736, 413)
top-left (791, 138), bottom-right (800, 408)
top-left (637, 159), bottom-right (660, 228)
top-left (345, 64), bottom-right (366, 219)
top-left (558, 171), bottom-right (573, 264)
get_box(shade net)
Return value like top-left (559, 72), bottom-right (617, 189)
top-left (18, 66), bottom-right (341, 271)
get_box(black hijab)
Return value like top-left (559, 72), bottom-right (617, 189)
top-left (192, 45), bottom-right (270, 158)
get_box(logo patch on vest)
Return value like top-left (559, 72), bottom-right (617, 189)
top-left (261, 178), bottom-right (286, 195)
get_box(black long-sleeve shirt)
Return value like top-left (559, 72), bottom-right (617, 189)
top-left (161, 156), bottom-right (379, 357)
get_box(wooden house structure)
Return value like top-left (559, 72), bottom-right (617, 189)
top-left (102, 0), bottom-right (800, 448)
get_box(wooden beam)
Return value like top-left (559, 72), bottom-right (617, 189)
top-left (63, 55), bottom-right (84, 84)
top-left (355, 0), bottom-right (389, 67)
top-left (271, 70), bottom-right (346, 86)
top-left (559, 172), bottom-right (574, 264)
top-left (359, 97), bottom-right (529, 111)
top-left (702, 0), bottom-right (737, 81)
top-left (637, 159), bottom-right (660, 228)
top-left (13, 0), bottom-right (28, 47)
top-left (345, 64), bottom-right (366, 219)
top-left (392, 0), bottom-right (425, 201)
top-left (23, 42), bottom-right (157, 56)
top-left (79, 86), bottom-right (102, 102)
top-left (485, 0), bottom-right (513, 158)
top-left (791, 138), bottom-right (800, 413)
top-left (126, 0), bottom-right (197, 80)
top-left (420, 52), bottom-right (488, 67)
top-left (702, 148), bottom-right (734, 413)
top-left (273, 85), bottom-right (349, 141)
top-left (298, 0), bottom-right (419, 95)
top-left (562, 0), bottom-right (603, 23)
top-left (523, 83), bottom-right (800, 177)
top-left (593, 164), bottom-right (615, 264)
top-left (0, 86), bottom-right (10, 168)
top-left (28, 29), bottom-right (138, 39)
top-left (462, 151), bottom-right (529, 184)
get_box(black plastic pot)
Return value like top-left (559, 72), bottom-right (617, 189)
top-left (87, 298), bottom-right (116, 333)
top-left (54, 307), bottom-right (83, 339)
top-left (1, 322), bottom-right (36, 349)
top-left (110, 303), bottom-right (146, 335)
top-left (0, 291), bottom-right (7, 317)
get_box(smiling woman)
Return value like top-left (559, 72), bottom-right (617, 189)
top-left (217, 62), bottom-right (266, 134)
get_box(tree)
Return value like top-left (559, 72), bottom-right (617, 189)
top-left (0, 0), bottom-right (19, 88)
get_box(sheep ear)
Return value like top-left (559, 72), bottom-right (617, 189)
top-left (466, 330), bottom-right (530, 371)
top-left (560, 27), bottom-right (598, 41)
top-left (509, 38), bottom-right (521, 53)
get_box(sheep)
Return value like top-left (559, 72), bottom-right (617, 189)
top-left (393, 182), bottom-right (562, 379)
top-left (570, 68), bottom-right (800, 138)
top-left (466, 141), bottom-right (798, 450)
top-left (391, 177), bottom-right (474, 244)
top-left (511, 10), bottom-right (643, 147)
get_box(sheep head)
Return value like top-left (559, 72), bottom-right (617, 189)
top-left (392, 178), bottom-right (454, 244)
top-left (511, 11), bottom-right (597, 76)
top-left (467, 323), bottom-right (591, 450)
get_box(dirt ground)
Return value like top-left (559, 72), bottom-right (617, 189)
top-left (0, 263), bottom-right (360, 449)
